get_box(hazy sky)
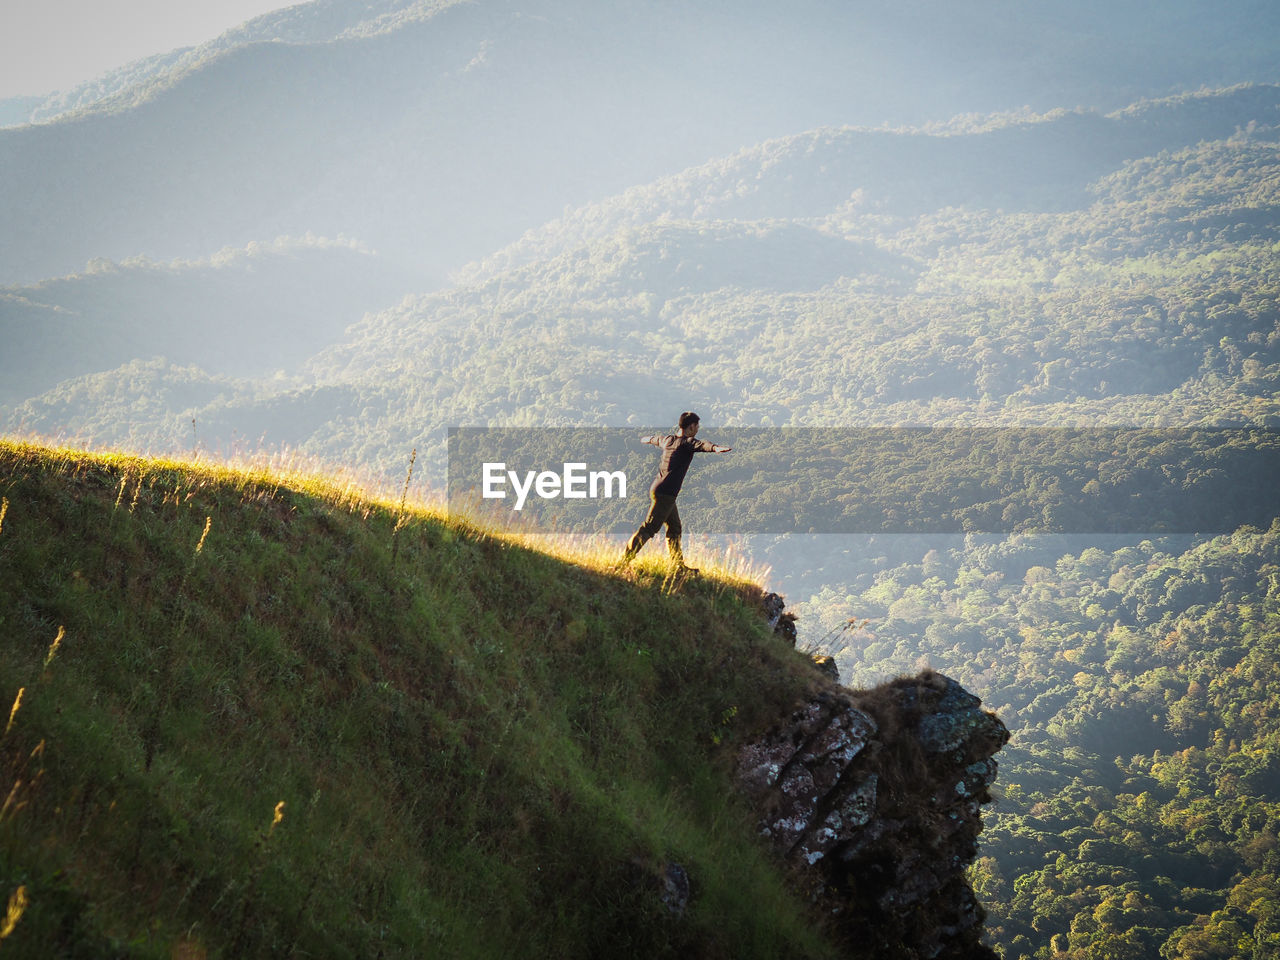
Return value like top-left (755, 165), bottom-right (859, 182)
top-left (0, 0), bottom-right (298, 99)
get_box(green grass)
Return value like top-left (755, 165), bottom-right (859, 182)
top-left (0, 439), bottom-right (837, 959)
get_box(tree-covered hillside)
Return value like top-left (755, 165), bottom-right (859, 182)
top-left (0, 239), bottom-right (411, 407)
top-left (465, 84), bottom-right (1280, 278)
top-left (15, 85), bottom-right (1274, 478)
top-left (793, 523), bottom-right (1280, 960)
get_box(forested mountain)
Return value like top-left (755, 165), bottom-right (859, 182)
top-left (8, 0), bottom-right (1278, 132)
top-left (3, 0), bottom-right (1279, 286)
top-left (2, 0), bottom-right (446, 125)
top-left (788, 522), bottom-right (1280, 960)
top-left (466, 84), bottom-right (1280, 278)
top-left (13, 84), bottom-right (1274, 475)
top-left (0, 239), bottom-right (411, 407)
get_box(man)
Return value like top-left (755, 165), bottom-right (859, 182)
top-left (618, 411), bottom-right (731, 569)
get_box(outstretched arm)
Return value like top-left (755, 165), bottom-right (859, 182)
top-left (693, 439), bottom-right (731, 453)
top-left (639, 434), bottom-right (660, 446)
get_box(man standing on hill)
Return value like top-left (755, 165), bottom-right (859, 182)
top-left (618, 411), bottom-right (731, 570)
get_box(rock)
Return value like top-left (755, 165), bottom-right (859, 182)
top-left (625, 859), bottom-right (691, 918)
top-left (762, 592), bottom-right (798, 646)
top-left (737, 670), bottom-right (1009, 959)
top-left (762, 592), bottom-right (787, 628)
top-left (811, 654), bottom-right (840, 683)
top-left (761, 595), bottom-right (836, 679)
top-left (658, 862), bottom-right (690, 916)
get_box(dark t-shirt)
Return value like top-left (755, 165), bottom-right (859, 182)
top-left (649, 435), bottom-right (716, 497)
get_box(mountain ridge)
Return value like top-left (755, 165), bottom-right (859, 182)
top-left (0, 0), bottom-right (463, 126)
top-left (0, 239), bottom-right (412, 407)
top-left (4, 0), bottom-right (1279, 284)
top-left (9, 82), bottom-right (1279, 468)
top-left (461, 83), bottom-right (1280, 282)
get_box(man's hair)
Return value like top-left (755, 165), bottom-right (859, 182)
top-left (678, 411), bottom-right (700, 430)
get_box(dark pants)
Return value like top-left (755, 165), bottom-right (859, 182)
top-left (623, 493), bottom-right (683, 564)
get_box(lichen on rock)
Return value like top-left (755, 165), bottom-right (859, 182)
top-left (737, 666), bottom-right (1009, 959)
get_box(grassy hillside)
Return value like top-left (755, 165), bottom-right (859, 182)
top-left (0, 439), bottom-right (839, 959)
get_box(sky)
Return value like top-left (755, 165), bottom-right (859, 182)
top-left (0, 0), bottom-right (298, 99)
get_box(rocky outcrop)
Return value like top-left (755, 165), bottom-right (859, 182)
top-left (810, 654), bottom-right (840, 682)
top-left (764, 590), bottom-right (835, 680)
top-left (737, 669), bottom-right (1009, 959)
top-left (763, 591), bottom-right (798, 645)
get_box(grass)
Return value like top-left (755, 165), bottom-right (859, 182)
top-left (0, 438), bottom-right (838, 959)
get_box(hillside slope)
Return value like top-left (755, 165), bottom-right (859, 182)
top-left (0, 240), bottom-right (412, 406)
top-left (467, 84), bottom-right (1280, 277)
top-left (0, 440), bottom-right (1005, 958)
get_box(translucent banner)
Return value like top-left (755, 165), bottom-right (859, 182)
top-left (446, 427), bottom-right (1280, 534)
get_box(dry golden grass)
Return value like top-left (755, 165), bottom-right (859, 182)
top-left (4, 434), bottom-right (768, 594)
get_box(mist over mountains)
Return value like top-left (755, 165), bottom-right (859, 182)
top-left (0, 238), bottom-right (414, 406)
top-left (3, 0), bottom-right (1279, 489)
top-left (3, 0), bottom-right (1279, 287)
top-left (9, 82), bottom-right (1279, 477)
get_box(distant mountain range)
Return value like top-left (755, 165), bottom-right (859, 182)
top-left (0, 239), bottom-right (414, 407)
top-left (464, 84), bottom-right (1280, 279)
top-left (6, 82), bottom-right (1278, 471)
top-left (2, 0), bottom-right (1279, 477)
top-left (3, 0), bottom-right (1279, 286)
